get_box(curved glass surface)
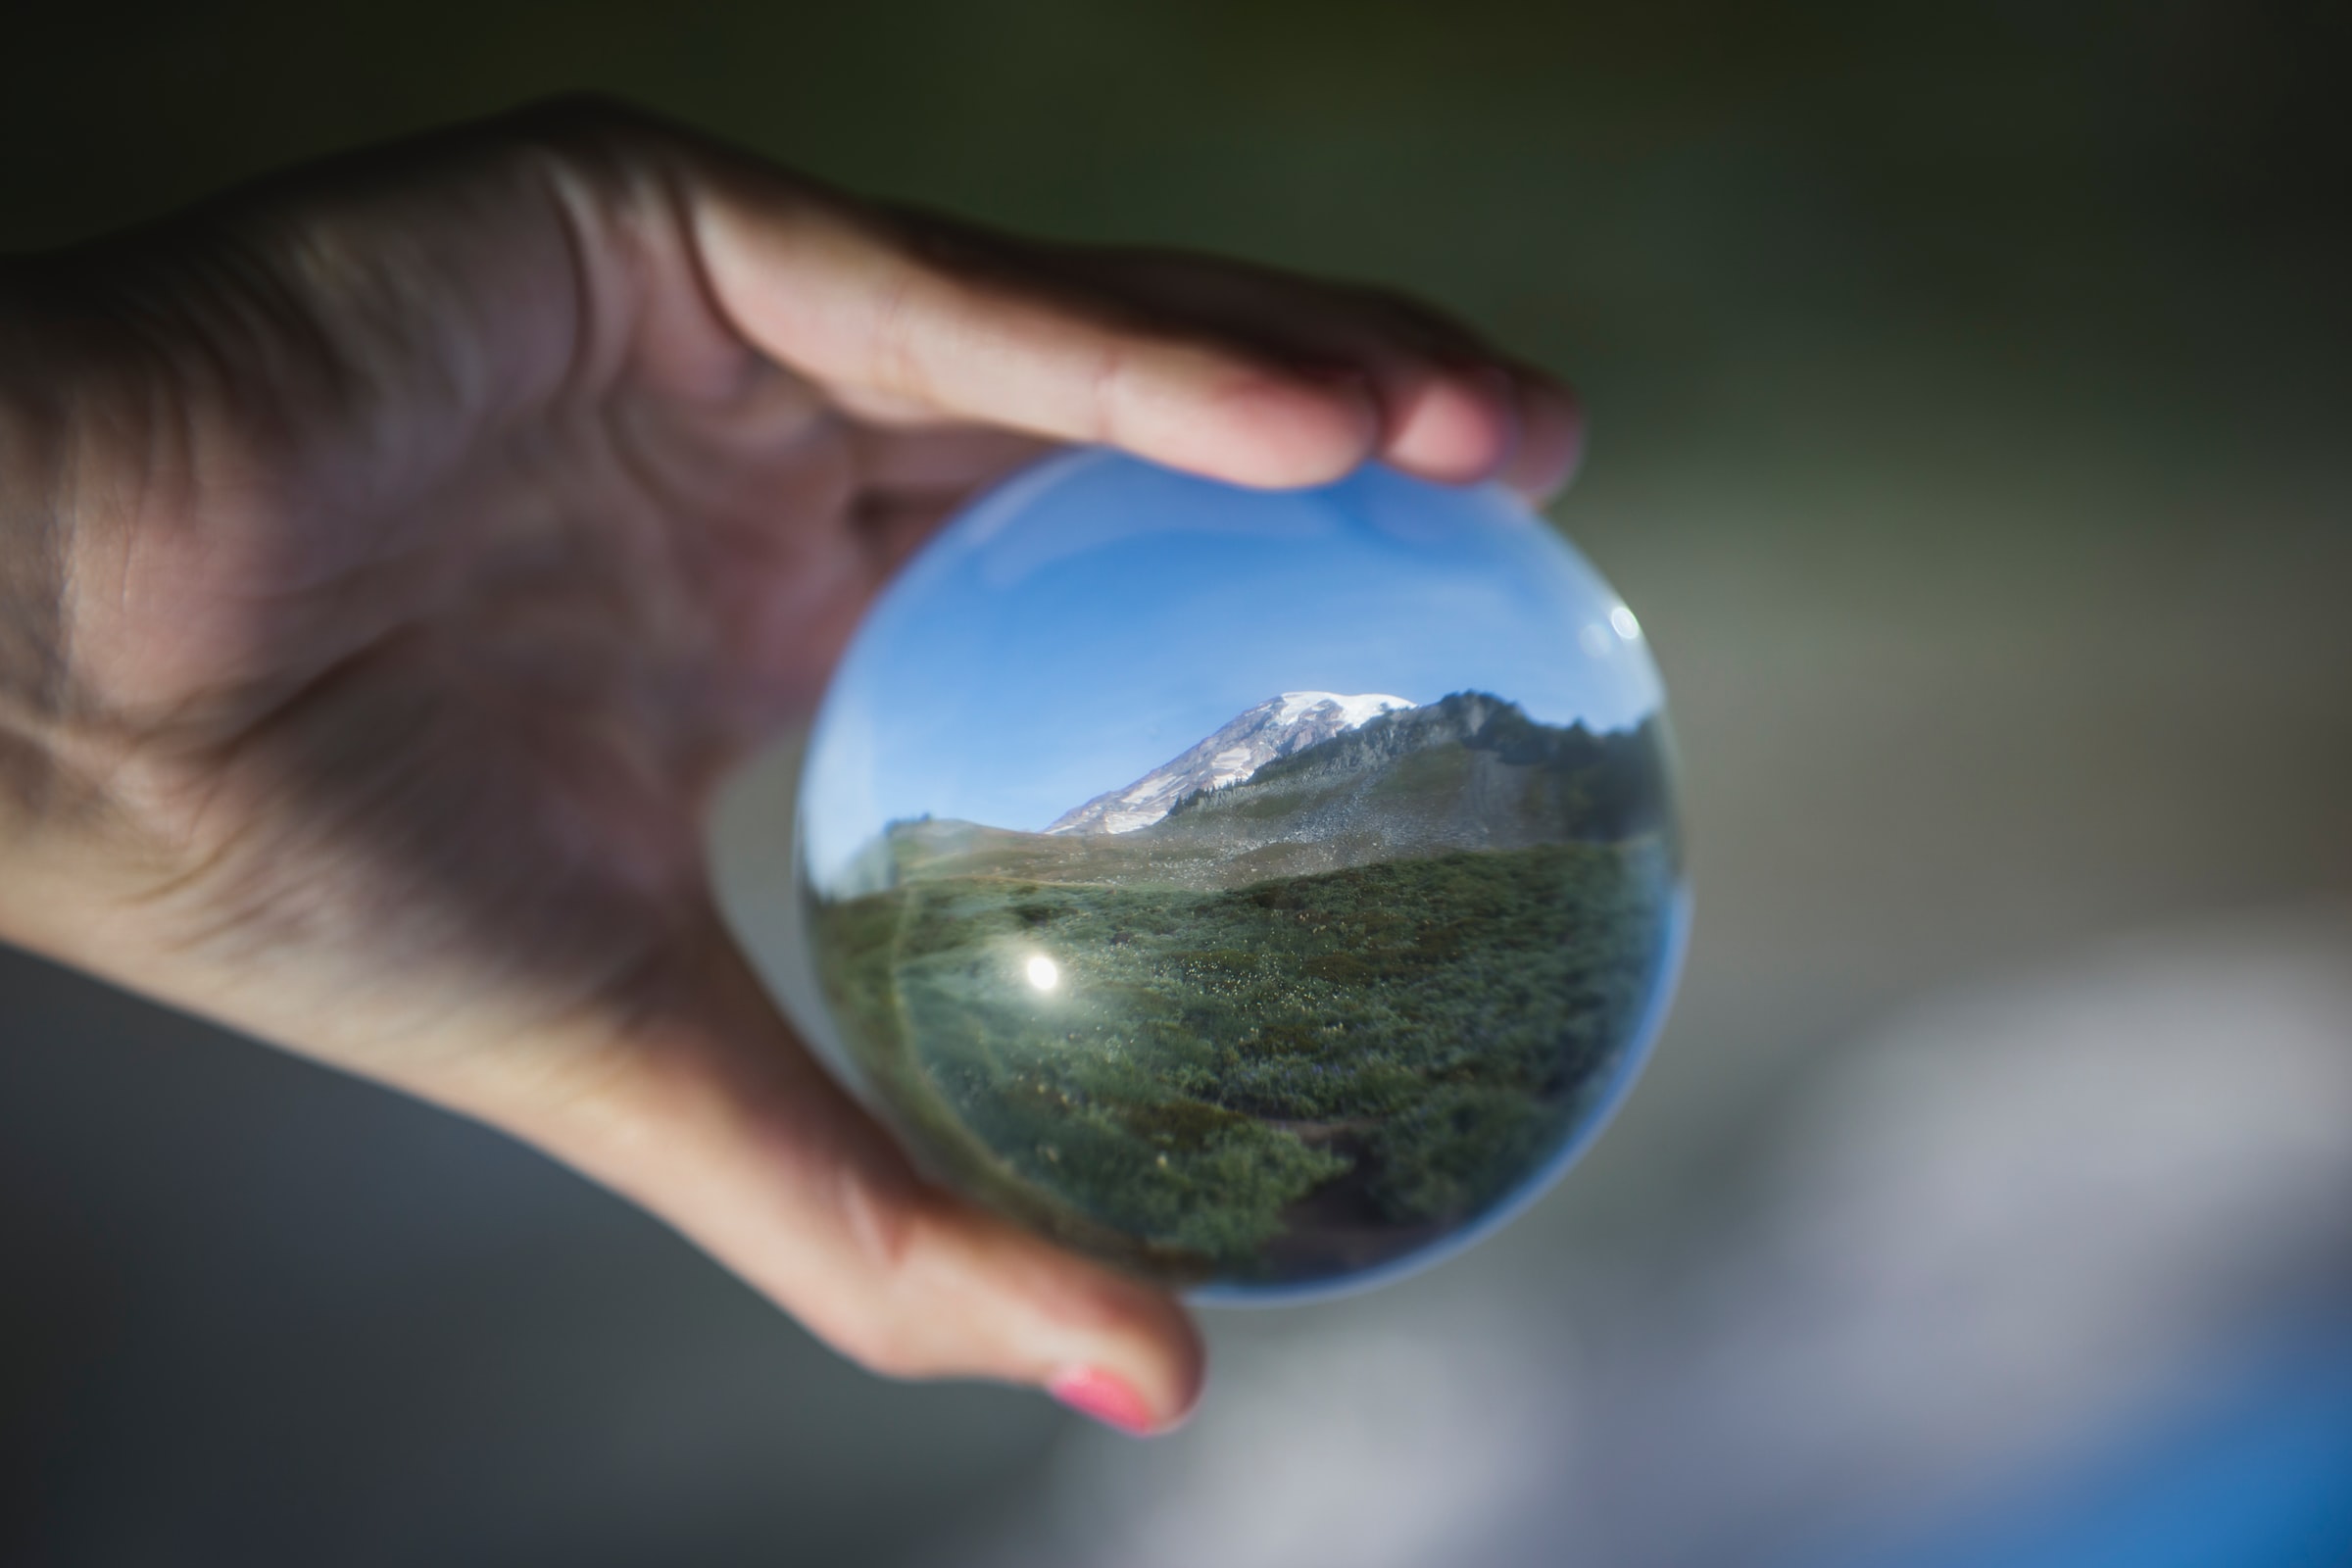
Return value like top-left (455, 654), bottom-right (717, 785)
top-left (784, 450), bottom-right (1686, 1297)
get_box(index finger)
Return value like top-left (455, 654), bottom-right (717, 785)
top-left (684, 162), bottom-right (1475, 491)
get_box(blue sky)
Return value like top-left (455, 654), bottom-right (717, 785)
top-left (800, 450), bottom-right (1667, 889)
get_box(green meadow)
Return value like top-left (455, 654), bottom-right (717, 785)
top-left (810, 836), bottom-right (1677, 1285)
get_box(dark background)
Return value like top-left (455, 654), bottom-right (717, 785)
top-left (6, 4), bottom-right (2352, 1564)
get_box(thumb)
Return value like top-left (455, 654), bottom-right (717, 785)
top-left (483, 930), bottom-right (1204, 1435)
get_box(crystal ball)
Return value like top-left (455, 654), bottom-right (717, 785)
top-left (736, 450), bottom-right (1685, 1298)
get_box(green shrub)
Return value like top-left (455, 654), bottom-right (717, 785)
top-left (811, 838), bottom-right (1675, 1282)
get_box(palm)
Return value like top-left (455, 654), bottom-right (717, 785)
top-left (329, 386), bottom-right (1038, 1045)
top-left (93, 154), bottom-right (1043, 1090)
top-left (225, 403), bottom-right (1032, 1074)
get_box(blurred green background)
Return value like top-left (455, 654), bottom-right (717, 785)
top-left (5, 3), bottom-right (2350, 1565)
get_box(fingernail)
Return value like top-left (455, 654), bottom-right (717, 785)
top-left (1473, 363), bottom-right (1525, 473)
top-left (1048, 1366), bottom-right (1163, 1437)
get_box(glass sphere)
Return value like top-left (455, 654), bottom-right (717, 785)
top-left (771, 450), bottom-right (1684, 1298)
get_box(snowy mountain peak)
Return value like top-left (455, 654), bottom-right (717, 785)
top-left (1273, 690), bottom-right (1416, 728)
top-left (1046, 692), bottom-right (1418, 836)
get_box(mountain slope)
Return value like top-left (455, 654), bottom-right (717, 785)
top-left (1139, 691), bottom-right (1671, 879)
top-left (1044, 691), bottom-right (1413, 835)
top-left (843, 692), bottom-right (1672, 895)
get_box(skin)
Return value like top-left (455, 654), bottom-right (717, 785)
top-left (0, 98), bottom-right (1581, 1432)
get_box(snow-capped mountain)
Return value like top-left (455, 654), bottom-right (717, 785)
top-left (1044, 691), bottom-right (1416, 835)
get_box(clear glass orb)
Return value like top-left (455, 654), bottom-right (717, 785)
top-left (768, 450), bottom-right (1684, 1298)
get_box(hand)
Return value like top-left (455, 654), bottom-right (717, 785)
top-left (0, 98), bottom-right (1580, 1432)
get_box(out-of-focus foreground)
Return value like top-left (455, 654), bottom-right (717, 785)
top-left (5, 4), bottom-right (2349, 1563)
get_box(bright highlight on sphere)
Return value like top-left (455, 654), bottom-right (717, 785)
top-left (775, 450), bottom-right (1689, 1300)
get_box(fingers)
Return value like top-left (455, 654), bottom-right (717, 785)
top-left (503, 934), bottom-right (1204, 1435)
top-left (684, 176), bottom-right (1376, 489)
top-left (668, 138), bottom-right (1577, 495)
top-left (1498, 365), bottom-right (1586, 499)
top-left (1065, 251), bottom-right (1581, 494)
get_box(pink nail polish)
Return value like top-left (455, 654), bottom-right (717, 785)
top-left (1048, 1366), bottom-right (1161, 1436)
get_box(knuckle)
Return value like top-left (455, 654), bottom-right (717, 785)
top-left (833, 1158), bottom-right (925, 1279)
top-left (1084, 336), bottom-right (1136, 442)
top-left (819, 1184), bottom-right (994, 1383)
top-left (486, 96), bottom-right (695, 217)
top-left (837, 1325), bottom-right (937, 1383)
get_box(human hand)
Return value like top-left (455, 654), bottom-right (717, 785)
top-left (0, 99), bottom-right (1580, 1432)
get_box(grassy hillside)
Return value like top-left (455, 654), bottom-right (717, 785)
top-left (810, 836), bottom-right (1679, 1286)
